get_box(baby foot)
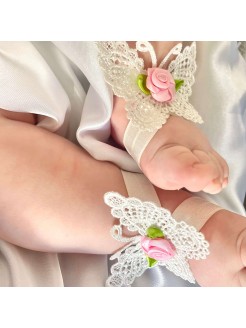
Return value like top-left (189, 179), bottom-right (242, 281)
top-left (189, 208), bottom-right (246, 286)
top-left (111, 97), bottom-right (229, 194)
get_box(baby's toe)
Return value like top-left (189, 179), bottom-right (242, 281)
top-left (210, 150), bottom-right (229, 185)
top-left (200, 150), bottom-right (229, 194)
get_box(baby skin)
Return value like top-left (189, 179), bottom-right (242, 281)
top-left (111, 41), bottom-right (229, 194)
top-left (0, 109), bottom-right (245, 286)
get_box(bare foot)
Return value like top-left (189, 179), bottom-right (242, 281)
top-left (189, 209), bottom-right (246, 286)
top-left (111, 97), bottom-right (229, 194)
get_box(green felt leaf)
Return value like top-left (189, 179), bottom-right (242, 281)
top-left (147, 257), bottom-right (158, 267)
top-left (146, 226), bottom-right (164, 239)
top-left (137, 74), bottom-right (151, 95)
top-left (175, 79), bottom-right (184, 91)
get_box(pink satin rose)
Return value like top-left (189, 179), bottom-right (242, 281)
top-left (141, 236), bottom-right (175, 261)
top-left (146, 68), bottom-right (175, 102)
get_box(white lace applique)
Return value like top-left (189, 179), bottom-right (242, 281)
top-left (104, 192), bottom-right (209, 287)
top-left (96, 41), bottom-right (203, 132)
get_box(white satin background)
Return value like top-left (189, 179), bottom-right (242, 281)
top-left (0, 41), bottom-right (245, 286)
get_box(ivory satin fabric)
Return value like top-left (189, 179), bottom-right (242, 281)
top-left (0, 41), bottom-right (245, 287)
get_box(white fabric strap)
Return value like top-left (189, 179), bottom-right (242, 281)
top-left (172, 197), bottom-right (222, 231)
top-left (121, 170), bottom-right (161, 205)
top-left (123, 121), bottom-right (158, 166)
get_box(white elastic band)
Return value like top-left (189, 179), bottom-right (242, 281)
top-left (121, 170), bottom-right (160, 205)
top-left (172, 197), bottom-right (222, 231)
top-left (123, 121), bottom-right (158, 166)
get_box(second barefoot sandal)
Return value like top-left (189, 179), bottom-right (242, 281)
top-left (104, 171), bottom-right (222, 287)
top-left (97, 41), bottom-right (203, 165)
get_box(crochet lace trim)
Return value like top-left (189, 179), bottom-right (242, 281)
top-left (97, 41), bottom-right (203, 132)
top-left (104, 192), bottom-right (209, 287)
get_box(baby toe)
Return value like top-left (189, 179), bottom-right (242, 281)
top-left (202, 179), bottom-right (223, 194)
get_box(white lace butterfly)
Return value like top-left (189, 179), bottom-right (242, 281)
top-left (104, 192), bottom-right (209, 287)
top-left (96, 41), bottom-right (203, 132)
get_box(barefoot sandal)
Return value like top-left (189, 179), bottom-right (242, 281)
top-left (104, 171), bottom-right (222, 287)
top-left (97, 41), bottom-right (203, 165)
top-left (98, 42), bottom-right (220, 286)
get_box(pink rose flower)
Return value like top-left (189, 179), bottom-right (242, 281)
top-left (146, 68), bottom-right (175, 102)
top-left (141, 236), bottom-right (175, 261)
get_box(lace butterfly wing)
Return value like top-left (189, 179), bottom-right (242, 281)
top-left (106, 242), bottom-right (148, 287)
top-left (161, 252), bottom-right (196, 283)
top-left (167, 42), bottom-right (203, 123)
top-left (168, 42), bottom-right (196, 99)
top-left (104, 192), bottom-right (172, 236)
top-left (96, 41), bottom-right (144, 100)
top-left (167, 220), bottom-right (210, 260)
